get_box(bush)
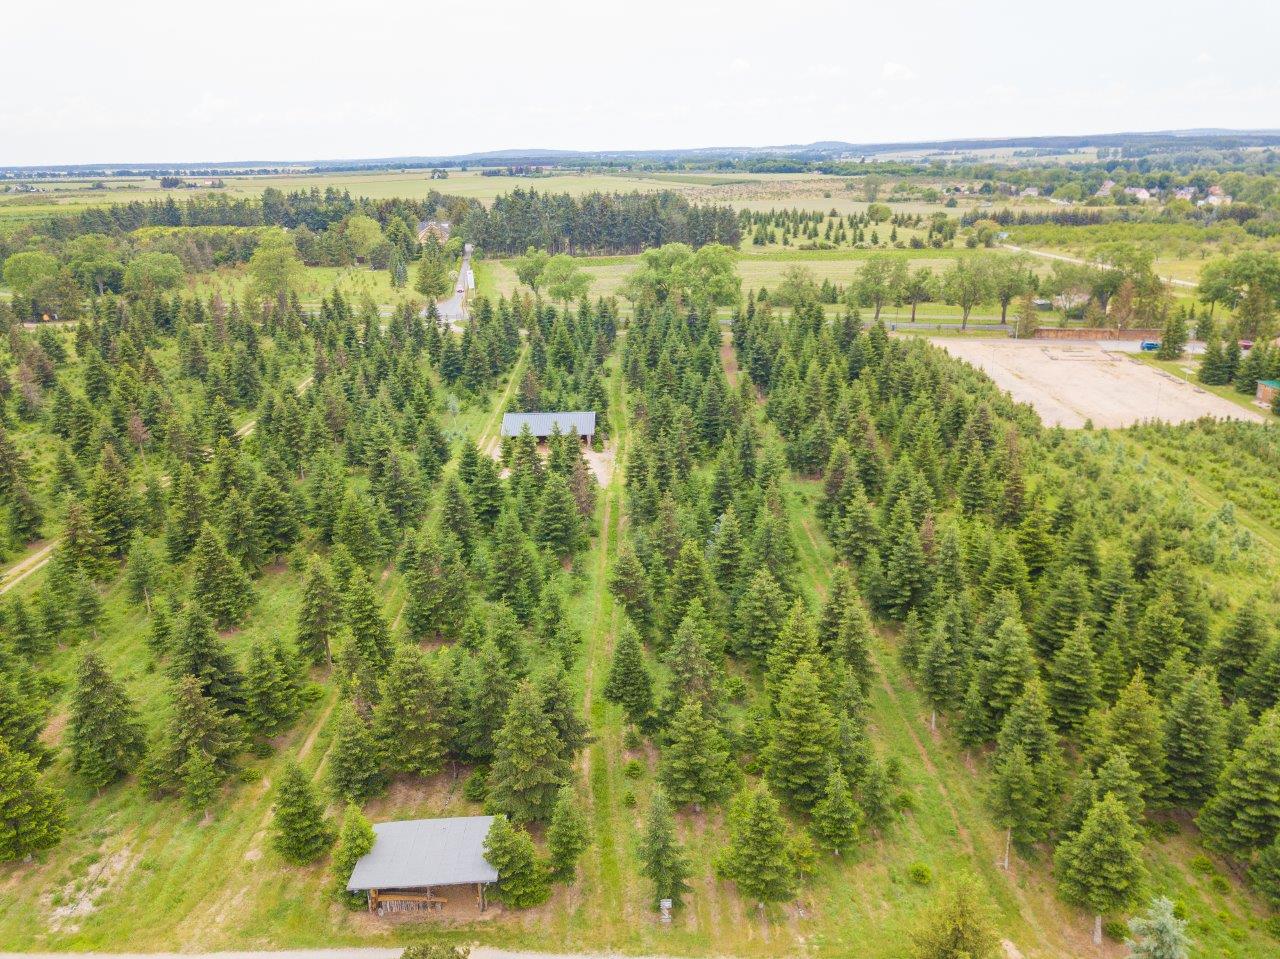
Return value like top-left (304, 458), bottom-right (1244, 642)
top-left (623, 726), bottom-right (643, 750)
top-left (1210, 874), bottom-right (1230, 893)
top-left (623, 759), bottom-right (644, 780)
top-left (1190, 854), bottom-right (1216, 875)
top-left (907, 862), bottom-right (932, 886)
top-left (892, 791), bottom-right (916, 813)
top-left (1103, 918), bottom-right (1128, 941)
top-left (621, 789), bottom-right (637, 808)
top-left (463, 770), bottom-right (489, 804)
top-left (1263, 915), bottom-right (1280, 940)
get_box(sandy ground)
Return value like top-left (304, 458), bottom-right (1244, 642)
top-left (933, 338), bottom-right (1266, 428)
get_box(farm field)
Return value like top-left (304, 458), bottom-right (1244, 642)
top-left (933, 338), bottom-right (1267, 427)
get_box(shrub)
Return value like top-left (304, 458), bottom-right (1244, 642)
top-left (907, 862), bottom-right (932, 886)
top-left (463, 770), bottom-right (489, 804)
top-left (623, 759), bottom-right (644, 780)
top-left (1103, 918), bottom-right (1128, 941)
top-left (621, 789), bottom-right (637, 808)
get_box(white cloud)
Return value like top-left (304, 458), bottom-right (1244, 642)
top-left (1196, 51), bottom-right (1213, 64)
top-left (881, 61), bottom-right (917, 81)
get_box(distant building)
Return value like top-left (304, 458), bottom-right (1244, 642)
top-left (501, 411), bottom-right (596, 444)
top-left (1019, 187), bottom-right (1040, 197)
top-left (1257, 379), bottom-right (1280, 407)
top-left (1123, 187), bottom-right (1151, 201)
top-left (1095, 179), bottom-right (1117, 197)
top-left (1201, 194), bottom-right (1233, 207)
top-left (1173, 186), bottom-right (1197, 201)
top-left (417, 219), bottom-right (451, 244)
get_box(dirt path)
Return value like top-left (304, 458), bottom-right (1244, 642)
top-left (0, 540), bottom-right (56, 595)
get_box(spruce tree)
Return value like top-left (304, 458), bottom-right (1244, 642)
top-left (124, 535), bottom-right (165, 613)
top-left (660, 698), bottom-right (734, 810)
top-left (331, 802), bottom-right (376, 907)
top-left (402, 528), bottom-right (469, 642)
top-left (717, 784), bottom-right (796, 907)
top-left (296, 555), bottom-right (343, 664)
top-left (637, 789), bottom-right (693, 908)
top-left (534, 472), bottom-right (585, 559)
top-left (811, 766), bottom-right (862, 855)
top-left (343, 566), bottom-right (391, 671)
top-left (372, 645), bottom-right (446, 778)
top-left (0, 738), bottom-right (66, 861)
top-left (1163, 667), bottom-right (1226, 809)
top-left (244, 638), bottom-right (293, 736)
top-left (546, 785), bottom-right (590, 881)
top-left (764, 660), bottom-right (838, 812)
top-left (189, 522), bottom-right (253, 627)
top-left (909, 875), bottom-right (1001, 959)
top-left (989, 744), bottom-right (1045, 865)
top-left (538, 665), bottom-right (589, 762)
top-left (1198, 707), bottom-right (1280, 855)
top-left (271, 760), bottom-right (333, 865)
top-left (326, 700), bottom-right (387, 804)
top-left (169, 602), bottom-right (247, 716)
top-left (1124, 896), bottom-right (1191, 959)
top-left (1048, 621), bottom-right (1101, 735)
top-left (141, 675), bottom-right (242, 804)
top-left (609, 547), bottom-right (655, 636)
top-left (603, 623), bottom-right (654, 729)
top-left (733, 567), bottom-right (787, 664)
top-left (1096, 670), bottom-right (1168, 808)
top-left (484, 814), bottom-right (549, 908)
top-left (1055, 792), bottom-right (1147, 945)
top-left (488, 680), bottom-right (569, 823)
top-left (67, 650), bottom-right (145, 790)
top-left (1213, 598), bottom-right (1268, 696)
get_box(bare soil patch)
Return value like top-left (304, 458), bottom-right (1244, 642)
top-left (931, 337), bottom-right (1265, 428)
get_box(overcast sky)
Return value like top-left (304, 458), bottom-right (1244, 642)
top-left (3, 0), bottom-right (1277, 166)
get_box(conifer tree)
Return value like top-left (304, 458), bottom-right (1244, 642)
top-left (402, 528), bottom-right (469, 642)
top-left (67, 650), bottom-right (145, 789)
top-left (637, 789), bottom-right (692, 908)
top-left (484, 814), bottom-right (549, 908)
top-left (1198, 708), bottom-right (1280, 855)
top-left (124, 535), bottom-right (165, 613)
top-left (534, 472), bottom-right (585, 558)
top-left (488, 680), bottom-right (569, 822)
top-left (1048, 621), bottom-right (1101, 735)
top-left (0, 738), bottom-right (66, 862)
top-left (326, 700), bottom-right (387, 804)
top-left (1031, 565), bottom-right (1090, 658)
top-left (331, 802), bottom-right (376, 907)
top-left (244, 638), bottom-right (293, 736)
top-left (1125, 896), bottom-right (1191, 959)
top-left (538, 666), bottom-right (589, 762)
top-left (333, 491), bottom-right (383, 569)
top-left (250, 473), bottom-right (300, 563)
top-left (660, 698), bottom-right (735, 809)
top-left (1214, 598), bottom-right (1268, 696)
top-left (603, 623), bottom-right (654, 729)
top-left (811, 766), bottom-right (862, 855)
top-left (271, 760), bottom-right (333, 865)
top-left (190, 522), bottom-right (254, 627)
top-left (764, 660), bottom-right (838, 811)
top-left (909, 875), bottom-right (1000, 959)
top-left (733, 567), bottom-right (788, 664)
top-left (344, 566), bottom-right (391, 670)
top-left (1094, 670), bottom-right (1168, 808)
top-left (166, 464), bottom-right (206, 561)
top-left (141, 675), bottom-right (242, 805)
top-left (1055, 792), bottom-right (1147, 945)
top-left (372, 645), bottom-right (446, 778)
top-left (546, 785), bottom-right (590, 881)
top-left (989, 744), bottom-right (1045, 866)
top-left (169, 602), bottom-right (248, 715)
top-left (609, 547), bottom-right (655, 636)
top-left (296, 555), bottom-right (343, 664)
top-left (717, 784), bottom-right (796, 907)
top-left (488, 506), bottom-right (543, 622)
top-left (1163, 667), bottom-right (1226, 809)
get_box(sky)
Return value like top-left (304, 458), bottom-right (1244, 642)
top-left (3, 0), bottom-right (1278, 167)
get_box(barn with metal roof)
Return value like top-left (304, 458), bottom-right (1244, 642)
top-left (346, 815), bottom-right (499, 914)
top-left (501, 411), bottom-right (596, 442)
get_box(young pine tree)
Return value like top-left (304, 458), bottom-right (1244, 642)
top-left (546, 785), bottom-right (590, 881)
top-left (487, 681), bottom-right (569, 823)
top-left (810, 766), bottom-right (862, 855)
top-left (296, 555), bottom-right (343, 665)
top-left (331, 802), bottom-right (376, 907)
top-left (67, 650), bottom-right (145, 790)
top-left (189, 522), bottom-right (254, 627)
top-left (1055, 792), bottom-right (1147, 945)
top-left (484, 814), bottom-right (549, 909)
top-left (603, 624), bottom-right (655, 729)
top-left (0, 739), bottom-right (66, 861)
top-left (637, 789), bottom-right (693, 909)
top-left (659, 698), bottom-right (735, 811)
top-left (271, 760), bottom-right (333, 865)
top-left (717, 783), bottom-right (796, 907)
top-left (326, 700), bottom-right (387, 804)
top-left (372, 645), bottom-right (447, 778)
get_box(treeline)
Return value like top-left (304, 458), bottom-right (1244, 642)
top-left (460, 188), bottom-right (741, 256)
top-left (734, 301), bottom-right (1280, 935)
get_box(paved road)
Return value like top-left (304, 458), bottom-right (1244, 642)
top-left (1001, 243), bottom-right (1198, 290)
top-left (435, 243), bottom-right (475, 324)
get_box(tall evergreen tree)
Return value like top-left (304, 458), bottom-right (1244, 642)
top-left (331, 802), bottom-right (375, 908)
top-left (484, 814), bottom-right (549, 908)
top-left (67, 650), bottom-right (145, 790)
top-left (373, 645), bottom-right (447, 778)
top-left (811, 765), bottom-right (862, 855)
top-left (603, 623), bottom-right (655, 729)
top-left (326, 700), bottom-right (387, 804)
top-left (189, 522), bottom-right (254, 627)
top-left (271, 761), bottom-right (333, 865)
top-left (1163, 667), bottom-right (1226, 809)
top-left (717, 784), bottom-right (796, 907)
top-left (488, 680), bottom-right (569, 823)
top-left (764, 660), bottom-right (838, 812)
top-left (169, 603), bottom-right (248, 715)
top-left (1055, 792), bottom-right (1147, 945)
top-left (546, 785), bottom-right (590, 881)
top-left (660, 698), bottom-right (734, 810)
top-left (296, 555), bottom-right (343, 664)
top-left (637, 789), bottom-right (693, 909)
top-left (1048, 621), bottom-right (1101, 735)
top-left (0, 738), bottom-right (66, 861)
top-left (1198, 708), bottom-right (1280, 856)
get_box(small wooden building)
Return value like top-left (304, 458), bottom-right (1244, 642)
top-left (346, 815), bottom-right (498, 915)
top-left (1257, 379), bottom-right (1280, 407)
top-left (501, 411), bottom-right (596, 445)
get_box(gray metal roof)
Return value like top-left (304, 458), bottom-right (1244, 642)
top-left (501, 411), bottom-right (596, 438)
top-left (346, 816), bottom-right (498, 891)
